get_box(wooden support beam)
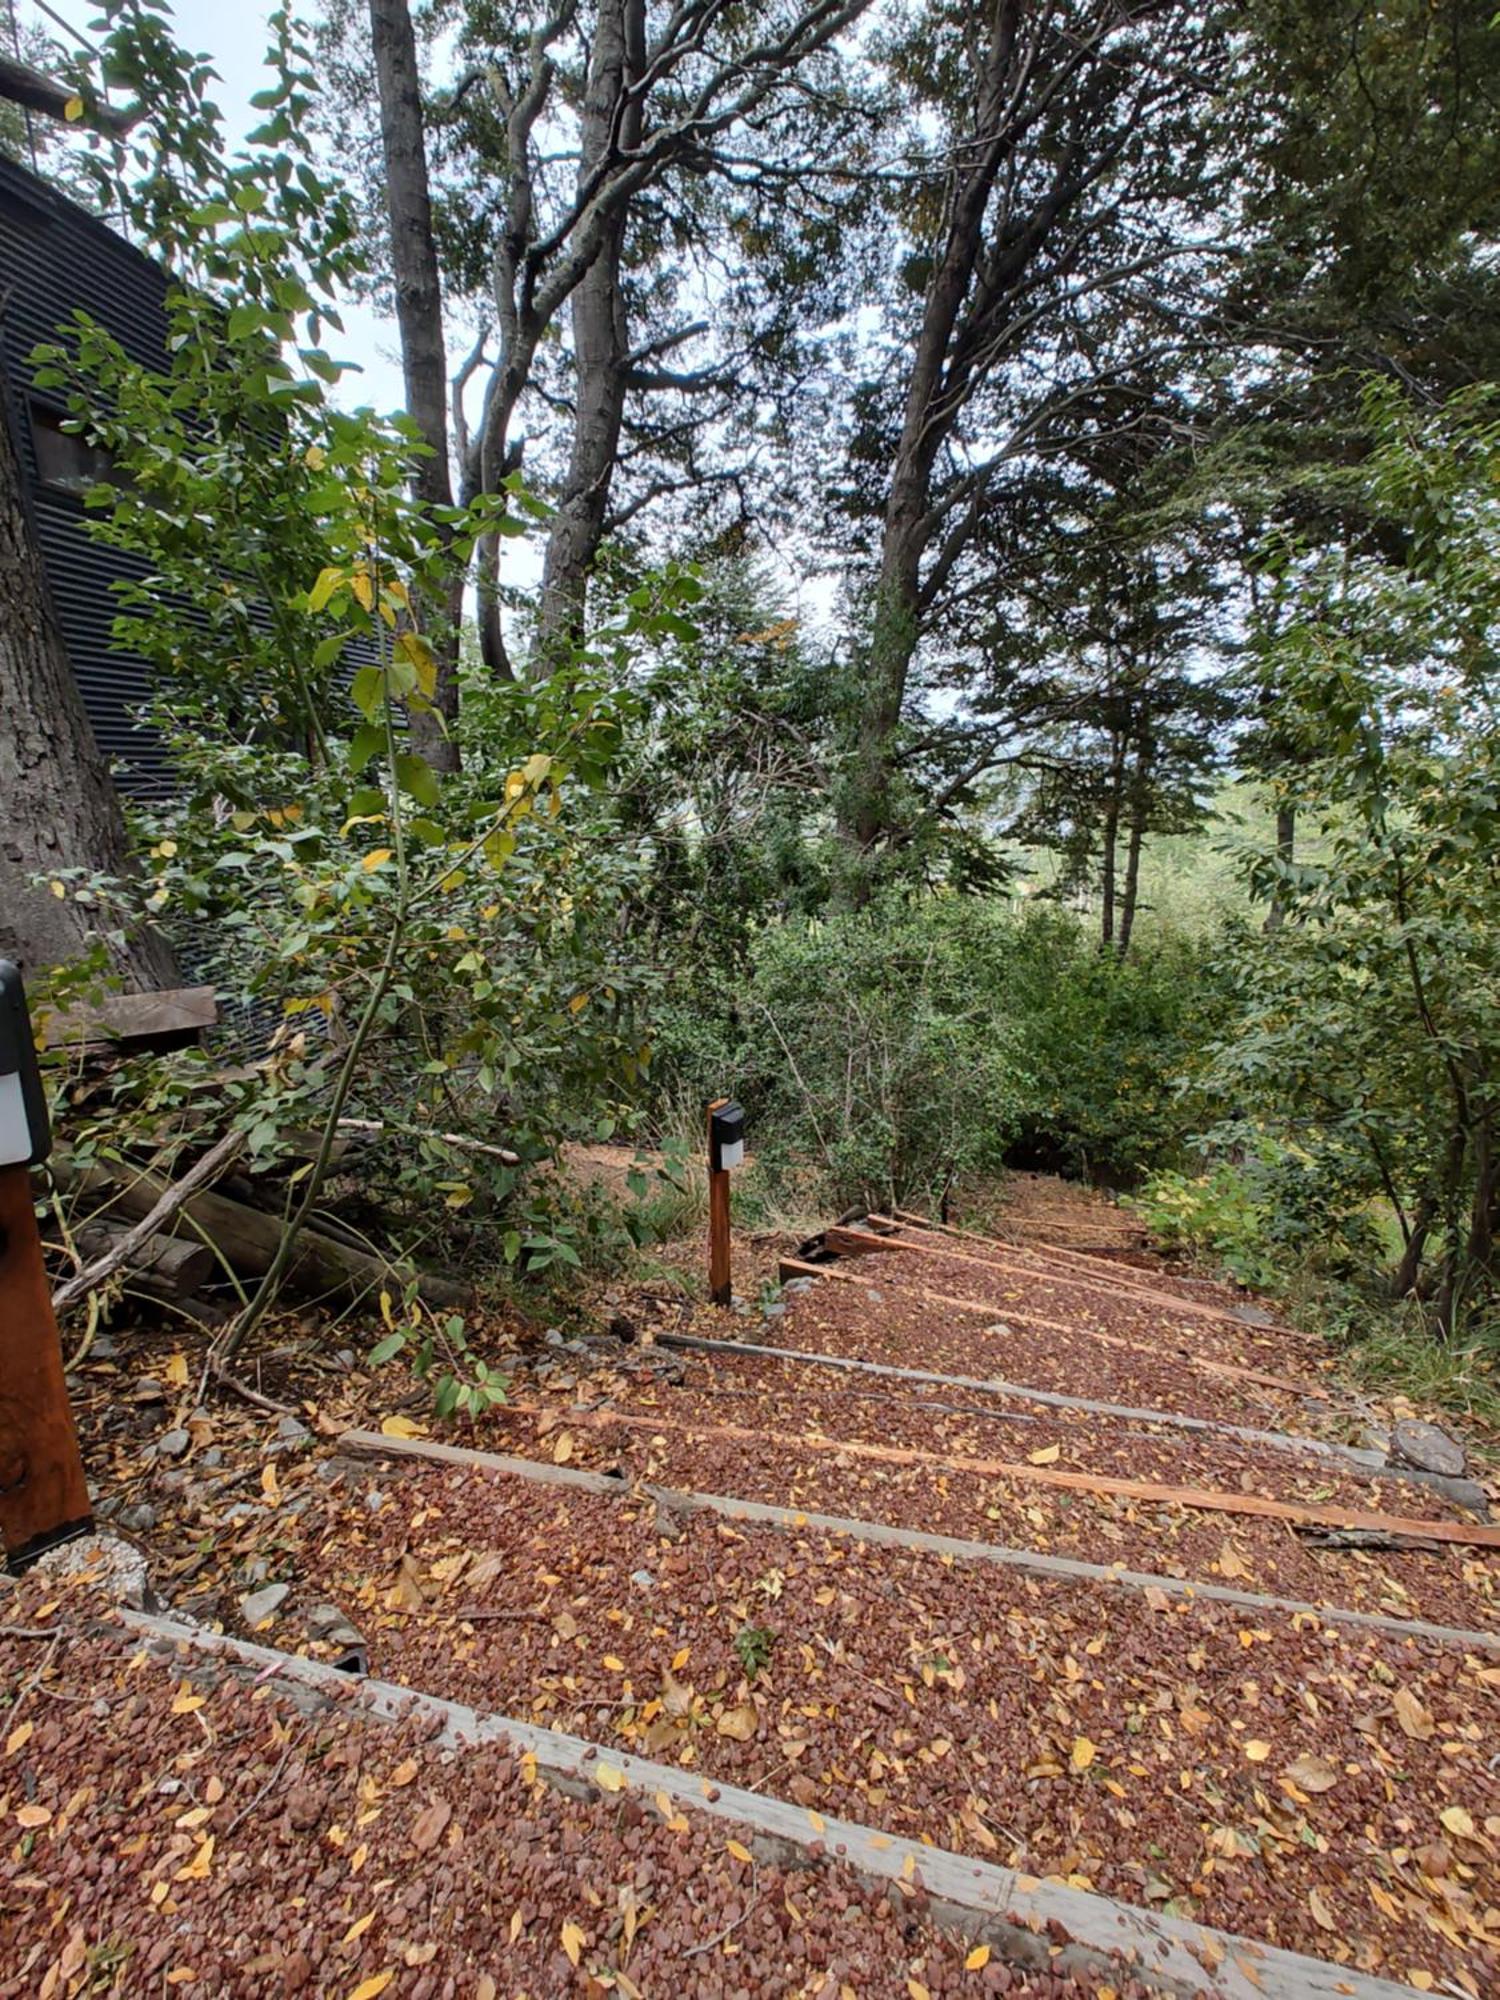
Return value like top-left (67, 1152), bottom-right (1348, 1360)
top-left (654, 1328), bottom-right (1491, 1511)
top-left (785, 1254), bottom-right (1315, 1397)
top-left (337, 1426), bottom-right (1500, 1652)
top-left (828, 1224), bottom-right (1255, 1333)
top-left (499, 1401), bottom-right (1500, 1549)
top-left (0, 1165), bottom-right (92, 1568)
top-left (122, 1609), bottom-right (1429, 2000)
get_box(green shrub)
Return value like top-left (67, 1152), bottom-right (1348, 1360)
top-left (648, 898), bottom-right (1224, 1210)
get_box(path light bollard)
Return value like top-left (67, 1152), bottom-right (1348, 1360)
top-left (706, 1098), bottom-right (745, 1307)
top-left (0, 959), bottom-right (92, 1569)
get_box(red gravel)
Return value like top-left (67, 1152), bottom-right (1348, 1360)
top-left (0, 1584), bottom-right (1135, 2000)
top-left (774, 1267), bottom-right (1343, 1426)
top-left (285, 1461), bottom-right (1500, 1990)
top-left (592, 1347), bottom-right (1472, 1522)
top-left (473, 1396), bottom-right (1500, 1635)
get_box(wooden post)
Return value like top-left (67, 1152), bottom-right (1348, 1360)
top-left (707, 1099), bottom-right (732, 1306)
top-left (0, 1163), bottom-right (92, 1569)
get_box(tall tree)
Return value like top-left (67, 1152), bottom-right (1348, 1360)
top-left (0, 400), bottom-right (175, 982)
top-left (368, 0), bottom-right (461, 767)
top-left (837, 0), bottom-right (1227, 875)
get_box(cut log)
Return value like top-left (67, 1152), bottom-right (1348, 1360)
top-left (73, 1223), bottom-right (215, 1302)
top-left (52, 1154), bottom-right (468, 1311)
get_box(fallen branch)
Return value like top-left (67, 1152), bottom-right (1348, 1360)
top-left (51, 1128), bottom-right (243, 1317)
top-left (335, 1118), bottom-right (520, 1167)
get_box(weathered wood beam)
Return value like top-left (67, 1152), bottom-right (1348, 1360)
top-left (499, 1401), bottom-right (1500, 1549)
top-left (121, 1609), bottom-right (1459, 1998)
top-left (655, 1327), bottom-right (1490, 1511)
top-left (335, 1426), bottom-right (1500, 1652)
top-left (784, 1254), bottom-right (1314, 1397)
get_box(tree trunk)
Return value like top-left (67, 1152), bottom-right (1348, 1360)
top-left (368, 0), bottom-right (461, 770)
top-left (842, 1), bottom-right (1025, 865)
top-left (535, 0), bottom-right (644, 666)
top-left (1098, 732), bottom-right (1127, 948)
top-left (0, 399), bottom-right (176, 984)
top-left (1117, 729), bottom-right (1154, 959)
top-left (1264, 799), bottom-right (1295, 932)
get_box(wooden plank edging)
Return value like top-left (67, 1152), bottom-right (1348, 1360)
top-left (825, 1224), bottom-right (1256, 1332)
top-left (334, 1428), bottom-right (1500, 1653)
top-left (119, 1610), bottom-right (1431, 2000)
top-left (784, 1254), bottom-right (1317, 1396)
top-left (657, 1327), bottom-right (1492, 1511)
top-left (493, 1400), bottom-right (1500, 1549)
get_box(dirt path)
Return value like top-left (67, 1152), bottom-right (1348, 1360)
top-left (5, 1185), bottom-right (1497, 1995)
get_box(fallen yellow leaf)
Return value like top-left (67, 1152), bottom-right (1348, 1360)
top-left (1071, 1736), bottom-right (1097, 1773)
top-left (726, 1839), bottom-right (753, 1864)
top-left (343, 1913), bottom-right (375, 1945)
top-left (6, 1720), bottom-right (34, 1754)
top-left (1244, 1740), bottom-right (1271, 1762)
top-left (1028, 1444), bottom-right (1061, 1465)
top-left (1439, 1806), bottom-right (1475, 1838)
top-left (965, 1943), bottom-right (991, 1970)
top-left (15, 1804), bottom-right (51, 1829)
top-left (164, 1353), bottom-right (190, 1388)
top-left (346, 1975), bottom-right (394, 2000)
top-left (389, 1758), bottom-right (419, 1788)
top-left (173, 1836), bottom-right (214, 1882)
top-left (171, 1691), bottom-right (206, 1716)
top-left (560, 1919), bottom-right (585, 1967)
top-left (1307, 1887), bottom-right (1336, 1931)
top-left (379, 1415), bottom-right (427, 1440)
top-left (595, 1765), bottom-right (626, 1794)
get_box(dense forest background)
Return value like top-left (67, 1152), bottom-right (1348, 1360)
top-left (3, 0), bottom-right (1499, 1413)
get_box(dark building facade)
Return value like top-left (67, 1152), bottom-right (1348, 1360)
top-left (1, 153), bottom-right (173, 797)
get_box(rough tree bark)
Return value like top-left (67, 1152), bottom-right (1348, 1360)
top-left (0, 399), bottom-right (176, 984)
top-left (534, 0), bottom-right (645, 662)
top-left (369, 0), bottom-right (462, 769)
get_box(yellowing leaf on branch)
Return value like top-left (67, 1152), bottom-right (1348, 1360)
top-left (361, 849), bottom-right (394, 873)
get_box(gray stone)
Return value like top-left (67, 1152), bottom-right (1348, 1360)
top-left (133, 1376), bottom-right (165, 1402)
top-left (200, 1447), bottom-right (223, 1469)
top-left (761, 1302), bottom-right (787, 1319)
top-left (32, 1532), bottom-right (151, 1609)
top-left (118, 1503), bottom-right (157, 1532)
top-left (240, 1582), bottom-right (290, 1629)
top-left (364, 1487), bottom-right (386, 1513)
top-left (91, 1334), bottom-right (118, 1360)
top-left (276, 1415), bottom-right (310, 1443)
top-left (629, 1569), bottom-right (656, 1591)
top-left (157, 1429), bottom-right (190, 1459)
